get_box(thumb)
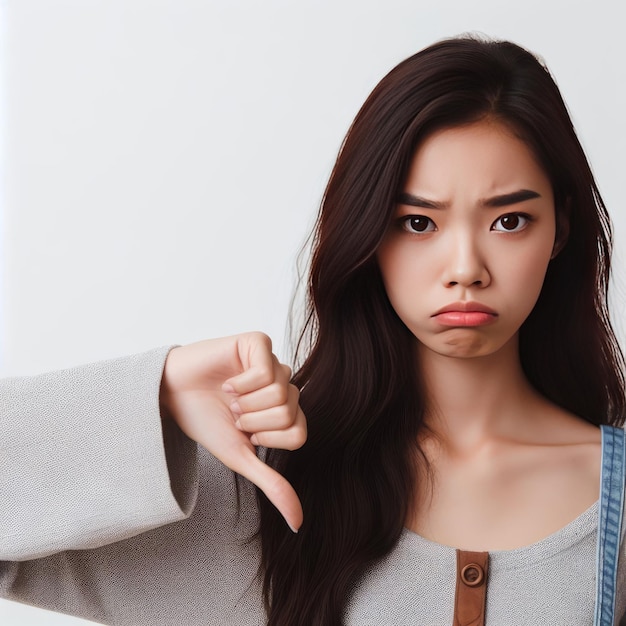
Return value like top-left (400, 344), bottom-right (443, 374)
top-left (235, 448), bottom-right (303, 533)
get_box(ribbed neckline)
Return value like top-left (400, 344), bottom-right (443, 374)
top-left (401, 499), bottom-right (598, 571)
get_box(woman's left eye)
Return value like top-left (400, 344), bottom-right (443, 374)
top-left (491, 213), bottom-right (531, 232)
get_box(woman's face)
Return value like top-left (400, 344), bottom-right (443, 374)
top-left (377, 120), bottom-right (557, 360)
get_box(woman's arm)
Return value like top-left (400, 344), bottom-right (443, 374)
top-left (0, 345), bottom-right (196, 561)
top-left (0, 332), bottom-right (305, 562)
top-left (0, 333), bottom-right (303, 624)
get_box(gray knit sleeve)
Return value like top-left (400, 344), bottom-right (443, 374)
top-left (0, 346), bottom-right (198, 562)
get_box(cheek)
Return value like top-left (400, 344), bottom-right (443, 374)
top-left (377, 247), bottom-right (429, 324)
top-left (498, 243), bottom-right (554, 314)
top-left (378, 244), bottom-right (418, 294)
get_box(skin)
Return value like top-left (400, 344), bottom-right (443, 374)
top-left (377, 120), bottom-right (601, 551)
top-left (160, 332), bottom-right (306, 532)
top-left (160, 120), bottom-right (600, 547)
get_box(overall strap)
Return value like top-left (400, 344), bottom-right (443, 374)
top-left (594, 425), bottom-right (626, 626)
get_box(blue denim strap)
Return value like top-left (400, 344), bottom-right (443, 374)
top-left (594, 425), bottom-right (626, 626)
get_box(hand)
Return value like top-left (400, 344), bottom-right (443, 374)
top-left (159, 332), bottom-right (306, 532)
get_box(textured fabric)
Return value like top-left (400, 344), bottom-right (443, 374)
top-left (0, 346), bottom-right (197, 561)
top-left (1, 347), bottom-right (625, 625)
top-left (596, 426), bottom-right (626, 625)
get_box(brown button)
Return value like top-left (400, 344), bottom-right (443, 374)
top-left (460, 563), bottom-right (485, 587)
top-left (454, 550), bottom-right (489, 626)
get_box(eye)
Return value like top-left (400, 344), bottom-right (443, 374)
top-left (491, 213), bottom-right (531, 232)
top-left (400, 215), bottom-right (437, 234)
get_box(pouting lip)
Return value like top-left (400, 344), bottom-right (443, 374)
top-left (432, 301), bottom-right (498, 316)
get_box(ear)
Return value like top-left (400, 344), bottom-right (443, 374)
top-left (551, 199), bottom-right (571, 260)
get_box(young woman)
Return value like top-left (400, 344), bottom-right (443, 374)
top-left (2, 35), bottom-right (625, 625)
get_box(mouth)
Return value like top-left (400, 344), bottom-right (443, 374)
top-left (432, 302), bottom-right (498, 327)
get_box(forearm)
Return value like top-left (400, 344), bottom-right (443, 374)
top-left (0, 346), bottom-right (198, 561)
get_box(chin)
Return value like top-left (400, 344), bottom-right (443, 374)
top-left (437, 346), bottom-right (492, 359)
top-left (417, 332), bottom-right (511, 361)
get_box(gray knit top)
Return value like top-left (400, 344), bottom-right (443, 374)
top-left (1, 346), bottom-right (625, 625)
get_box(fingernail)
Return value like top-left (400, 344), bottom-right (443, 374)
top-left (230, 401), bottom-right (242, 415)
top-left (222, 383), bottom-right (236, 394)
top-left (235, 420), bottom-right (243, 430)
top-left (250, 434), bottom-right (259, 445)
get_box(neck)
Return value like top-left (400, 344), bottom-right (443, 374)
top-left (417, 336), bottom-right (538, 451)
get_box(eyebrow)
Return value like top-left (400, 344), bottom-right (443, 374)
top-left (396, 189), bottom-right (542, 209)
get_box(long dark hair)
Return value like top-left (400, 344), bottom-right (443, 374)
top-left (257, 35), bottom-right (626, 625)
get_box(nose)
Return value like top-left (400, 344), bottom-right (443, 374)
top-left (441, 232), bottom-right (491, 289)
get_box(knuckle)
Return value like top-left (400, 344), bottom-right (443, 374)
top-left (288, 384), bottom-right (300, 403)
top-left (276, 404), bottom-right (294, 428)
top-left (256, 365), bottom-right (274, 388)
top-left (286, 427), bottom-right (307, 451)
top-left (271, 382), bottom-right (289, 406)
top-left (249, 331), bottom-right (272, 348)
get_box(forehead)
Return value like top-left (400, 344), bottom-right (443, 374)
top-left (404, 121), bottom-right (552, 199)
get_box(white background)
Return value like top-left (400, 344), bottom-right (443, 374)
top-left (1, 0), bottom-right (625, 623)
